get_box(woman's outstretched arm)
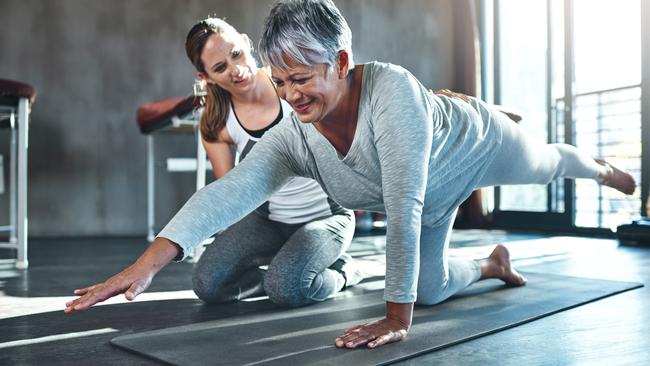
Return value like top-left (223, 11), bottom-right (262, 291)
top-left (65, 126), bottom-right (298, 312)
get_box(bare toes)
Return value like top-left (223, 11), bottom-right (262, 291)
top-left (488, 245), bottom-right (526, 286)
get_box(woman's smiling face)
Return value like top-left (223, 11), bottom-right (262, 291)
top-left (271, 57), bottom-right (344, 124)
top-left (198, 31), bottom-right (257, 95)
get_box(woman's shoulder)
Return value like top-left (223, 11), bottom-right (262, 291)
top-left (365, 61), bottom-right (412, 79)
top-left (363, 61), bottom-right (422, 104)
top-left (363, 61), bottom-right (419, 94)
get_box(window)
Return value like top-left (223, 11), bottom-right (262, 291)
top-left (483, 0), bottom-right (643, 230)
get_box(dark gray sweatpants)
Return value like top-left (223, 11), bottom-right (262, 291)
top-left (192, 209), bottom-right (355, 307)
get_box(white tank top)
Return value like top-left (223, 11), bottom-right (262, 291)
top-left (225, 99), bottom-right (342, 224)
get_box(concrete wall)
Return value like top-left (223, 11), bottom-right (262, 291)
top-left (0, 0), bottom-right (457, 237)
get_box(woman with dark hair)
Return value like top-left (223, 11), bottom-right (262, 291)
top-left (184, 18), bottom-right (361, 306)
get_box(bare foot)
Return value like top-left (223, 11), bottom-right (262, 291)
top-left (595, 159), bottom-right (636, 195)
top-left (479, 244), bottom-right (527, 286)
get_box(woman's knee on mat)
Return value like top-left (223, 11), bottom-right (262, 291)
top-left (192, 254), bottom-right (231, 302)
top-left (415, 291), bottom-right (450, 306)
top-left (415, 278), bottom-right (451, 306)
top-left (192, 271), bottom-right (229, 303)
top-left (264, 278), bottom-right (312, 307)
top-left (264, 266), bottom-right (322, 307)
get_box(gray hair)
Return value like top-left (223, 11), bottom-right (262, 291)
top-left (259, 0), bottom-right (354, 70)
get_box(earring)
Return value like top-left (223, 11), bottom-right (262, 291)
top-left (193, 78), bottom-right (207, 96)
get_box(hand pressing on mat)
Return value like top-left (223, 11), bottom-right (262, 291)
top-left (64, 238), bottom-right (181, 313)
top-left (335, 302), bottom-right (412, 349)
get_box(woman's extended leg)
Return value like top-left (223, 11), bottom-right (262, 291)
top-left (478, 111), bottom-right (635, 194)
top-left (264, 210), bottom-right (356, 307)
top-left (192, 211), bottom-right (287, 303)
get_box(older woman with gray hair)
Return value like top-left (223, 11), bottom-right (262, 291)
top-left (253, 0), bottom-right (635, 349)
top-left (65, 0), bottom-right (636, 351)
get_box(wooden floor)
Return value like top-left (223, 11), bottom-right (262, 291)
top-left (1, 231), bottom-right (649, 365)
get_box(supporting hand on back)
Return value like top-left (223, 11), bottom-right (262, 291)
top-left (432, 88), bottom-right (471, 103)
top-left (431, 89), bottom-right (523, 122)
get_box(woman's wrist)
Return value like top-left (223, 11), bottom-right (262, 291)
top-left (386, 301), bottom-right (414, 330)
top-left (135, 238), bottom-right (181, 274)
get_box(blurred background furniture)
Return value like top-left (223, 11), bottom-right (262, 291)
top-left (136, 95), bottom-right (203, 242)
top-left (0, 78), bottom-right (36, 269)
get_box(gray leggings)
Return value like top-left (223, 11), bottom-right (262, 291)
top-left (416, 105), bottom-right (604, 305)
top-left (192, 209), bottom-right (355, 307)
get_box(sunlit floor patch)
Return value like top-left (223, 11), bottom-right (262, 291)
top-left (0, 327), bottom-right (118, 349)
top-left (0, 290), bottom-right (198, 319)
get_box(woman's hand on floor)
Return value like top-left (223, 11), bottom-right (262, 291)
top-left (335, 301), bottom-right (413, 349)
top-left (64, 263), bottom-right (155, 313)
top-left (64, 237), bottom-right (180, 314)
top-left (335, 317), bottom-right (409, 349)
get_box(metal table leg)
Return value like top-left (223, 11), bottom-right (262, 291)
top-left (16, 98), bottom-right (29, 269)
top-left (147, 135), bottom-right (155, 242)
top-left (9, 110), bottom-right (17, 245)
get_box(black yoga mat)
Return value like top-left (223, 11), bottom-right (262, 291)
top-left (111, 272), bottom-right (642, 365)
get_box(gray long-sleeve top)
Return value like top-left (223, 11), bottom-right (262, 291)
top-left (158, 61), bottom-right (503, 303)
